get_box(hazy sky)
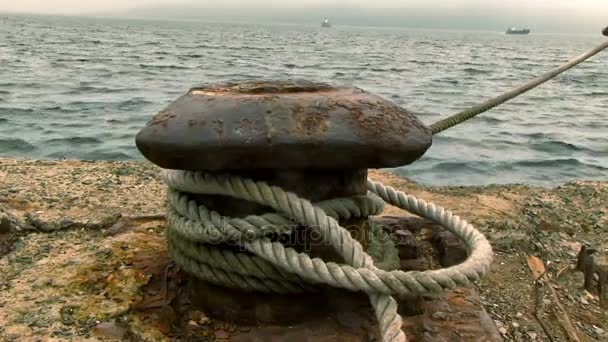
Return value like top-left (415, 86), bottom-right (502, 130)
top-left (1, 0), bottom-right (607, 32)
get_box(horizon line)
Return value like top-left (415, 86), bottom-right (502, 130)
top-left (0, 11), bottom-right (603, 36)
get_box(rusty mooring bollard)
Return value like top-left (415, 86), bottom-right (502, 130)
top-left (136, 79), bottom-right (431, 321)
top-left (135, 80), bottom-right (495, 341)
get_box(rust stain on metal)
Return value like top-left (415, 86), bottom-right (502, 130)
top-left (292, 103), bottom-right (329, 136)
top-left (147, 111), bottom-right (175, 128)
top-left (234, 118), bottom-right (262, 144)
top-left (336, 98), bottom-right (425, 137)
top-left (191, 81), bottom-right (334, 96)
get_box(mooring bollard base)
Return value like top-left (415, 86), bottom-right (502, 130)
top-left (188, 279), bottom-right (333, 325)
top-left (182, 280), bottom-right (501, 341)
top-left (227, 290), bottom-right (380, 342)
top-left (166, 215), bottom-right (501, 341)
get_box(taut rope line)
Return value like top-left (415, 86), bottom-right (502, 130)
top-left (430, 32), bottom-right (608, 134)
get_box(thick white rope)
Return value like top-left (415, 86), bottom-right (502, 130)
top-left (162, 169), bottom-right (494, 341)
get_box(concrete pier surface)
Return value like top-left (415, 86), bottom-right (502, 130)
top-left (0, 158), bottom-right (607, 341)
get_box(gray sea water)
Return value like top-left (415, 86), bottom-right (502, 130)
top-left (1, 14), bottom-right (607, 187)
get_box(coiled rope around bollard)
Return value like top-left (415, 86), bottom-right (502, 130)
top-left (162, 169), bottom-right (494, 342)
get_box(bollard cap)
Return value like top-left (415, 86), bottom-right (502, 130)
top-left (135, 80), bottom-right (432, 171)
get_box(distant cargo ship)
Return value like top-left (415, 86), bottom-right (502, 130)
top-left (322, 18), bottom-right (331, 28)
top-left (506, 27), bottom-right (530, 35)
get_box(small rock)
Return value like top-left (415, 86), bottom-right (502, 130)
top-left (421, 323), bottom-right (436, 333)
top-left (527, 332), bottom-right (538, 340)
top-left (431, 312), bottom-right (447, 321)
top-left (215, 329), bottom-right (229, 339)
top-left (499, 327), bottom-right (508, 335)
top-left (200, 316), bottom-right (211, 325)
top-left (92, 321), bottom-right (127, 340)
top-left (512, 322), bottom-right (520, 329)
top-left (581, 297), bottom-right (589, 305)
top-left (188, 320), bottom-right (198, 327)
top-left (593, 325), bottom-right (606, 336)
top-left (59, 218), bottom-right (77, 229)
top-left (516, 312), bottom-right (523, 319)
top-left (583, 290), bottom-right (598, 302)
top-left (0, 216), bottom-right (12, 233)
top-left (5, 333), bottom-right (21, 341)
top-left (0, 209), bottom-right (19, 233)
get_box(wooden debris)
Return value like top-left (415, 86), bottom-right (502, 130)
top-left (527, 255), bottom-right (582, 342)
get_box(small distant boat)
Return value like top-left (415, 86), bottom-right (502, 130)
top-left (322, 18), bottom-right (331, 28)
top-left (506, 27), bottom-right (530, 35)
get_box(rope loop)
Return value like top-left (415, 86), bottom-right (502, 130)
top-left (162, 169), bottom-right (494, 342)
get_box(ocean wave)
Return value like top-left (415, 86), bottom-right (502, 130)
top-left (43, 137), bottom-right (102, 145)
top-left (49, 122), bottom-right (91, 128)
top-left (584, 91), bottom-right (608, 96)
top-left (62, 86), bottom-right (138, 95)
top-left (478, 116), bottom-right (508, 124)
top-left (512, 158), bottom-right (608, 170)
top-left (179, 54), bottom-right (205, 59)
top-left (138, 64), bottom-right (192, 70)
top-left (0, 82), bottom-right (45, 88)
top-left (0, 138), bottom-right (36, 152)
top-left (521, 132), bottom-right (550, 139)
top-left (528, 140), bottom-right (586, 153)
top-left (117, 98), bottom-right (153, 110)
top-left (54, 58), bottom-right (91, 62)
top-left (0, 107), bottom-right (34, 115)
top-left (425, 161), bottom-right (493, 174)
top-left (42, 106), bottom-right (65, 111)
top-left (463, 67), bottom-right (491, 75)
top-left (407, 59), bottom-right (437, 65)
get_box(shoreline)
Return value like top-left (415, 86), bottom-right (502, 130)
top-left (2, 156), bottom-right (603, 190)
top-left (1, 158), bottom-right (607, 340)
